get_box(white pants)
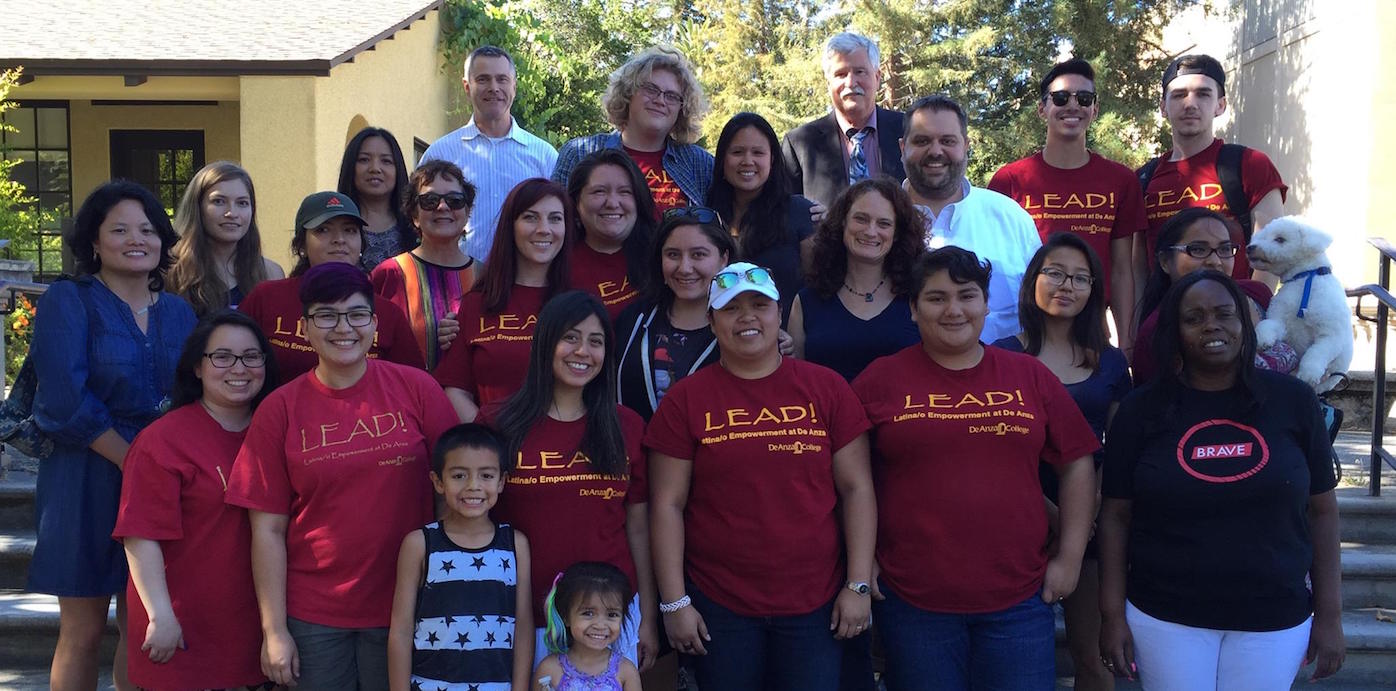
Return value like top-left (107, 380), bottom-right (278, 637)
top-left (1126, 600), bottom-right (1310, 691)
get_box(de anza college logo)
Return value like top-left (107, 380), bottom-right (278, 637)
top-left (1175, 418), bottom-right (1270, 483)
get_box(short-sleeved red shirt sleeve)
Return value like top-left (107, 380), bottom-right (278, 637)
top-left (113, 404), bottom-right (265, 690)
top-left (225, 361), bottom-right (453, 628)
top-left (433, 286), bottom-right (546, 408)
top-left (852, 345), bottom-right (1099, 614)
top-left (644, 358), bottom-right (870, 617)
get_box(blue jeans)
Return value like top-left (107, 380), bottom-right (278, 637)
top-left (874, 581), bottom-right (1055, 691)
top-left (689, 584), bottom-right (841, 691)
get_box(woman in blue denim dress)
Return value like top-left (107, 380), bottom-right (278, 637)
top-left (28, 180), bottom-right (196, 689)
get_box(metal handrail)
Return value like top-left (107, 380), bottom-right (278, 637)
top-left (1347, 237), bottom-right (1396, 495)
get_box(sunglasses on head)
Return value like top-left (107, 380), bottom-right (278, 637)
top-left (1047, 90), bottom-right (1097, 107)
top-left (662, 206), bottom-right (723, 226)
top-left (712, 266), bottom-right (775, 291)
top-left (415, 192), bottom-right (470, 211)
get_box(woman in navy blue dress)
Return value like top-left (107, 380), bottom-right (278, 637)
top-left (29, 180), bottom-right (196, 689)
top-left (992, 233), bottom-right (1129, 691)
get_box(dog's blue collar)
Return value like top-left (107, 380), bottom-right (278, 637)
top-left (1286, 266), bottom-right (1332, 318)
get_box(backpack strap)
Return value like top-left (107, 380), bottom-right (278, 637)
top-left (1216, 143), bottom-right (1252, 240)
top-left (1136, 155), bottom-right (1163, 196)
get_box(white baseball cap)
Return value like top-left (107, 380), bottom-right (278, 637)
top-left (709, 262), bottom-right (780, 309)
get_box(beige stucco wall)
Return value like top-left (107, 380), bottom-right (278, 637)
top-left (242, 8), bottom-right (455, 267)
top-left (66, 98), bottom-right (241, 204)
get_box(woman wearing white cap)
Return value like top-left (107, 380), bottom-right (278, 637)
top-left (646, 262), bottom-right (877, 690)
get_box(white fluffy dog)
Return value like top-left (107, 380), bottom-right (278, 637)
top-left (1247, 216), bottom-right (1353, 392)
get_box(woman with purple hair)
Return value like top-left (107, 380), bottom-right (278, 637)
top-left (226, 261), bottom-right (458, 689)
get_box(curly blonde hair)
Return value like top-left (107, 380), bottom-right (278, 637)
top-left (602, 46), bottom-right (709, 144)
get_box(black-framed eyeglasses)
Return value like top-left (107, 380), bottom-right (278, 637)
top-left (415, 192), bottom-right (470, 211)
top-left (662, 206), bottom-right (724, 227)
top-left (305, 308), bottom-right (375, 329)
top-left (1038, 267), bottom-right (1094, 290)
top-left (1047, 90), bottom-right (1097, 107)
top-left (712, 266), bottom-right (775, 290)
top-left (638, 81), bottom-right (685, 107)
top-left (203, 350), bottom-right (267, 369)
top-left (1166, 242), bottom-right (1239, 259)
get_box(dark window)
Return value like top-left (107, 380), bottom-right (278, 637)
top-left (1, 101), bottom-right (71, 277)
top-left (109, 130), bottom-right (205, 213)
top-left (414, 136), bottom-right (429, 165)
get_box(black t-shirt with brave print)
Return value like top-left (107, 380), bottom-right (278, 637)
top-left (1102, 369), bottom-right (1336, 631)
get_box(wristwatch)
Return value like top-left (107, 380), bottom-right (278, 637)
top-left (846, 581), bottom-right (871, 595)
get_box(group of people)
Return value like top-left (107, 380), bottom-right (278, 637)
top-left (21, 28), bottom-right (1343, 691)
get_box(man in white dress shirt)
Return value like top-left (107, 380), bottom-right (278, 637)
top-left (900, 94), bottom-right (1041, 343)
top-left (422, 46), bottom-right (558, 263)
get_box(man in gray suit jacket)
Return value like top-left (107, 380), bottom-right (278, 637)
top-left (782, 32), bottom-right (907, 209)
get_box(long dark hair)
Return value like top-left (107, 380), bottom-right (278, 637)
top-left (641, 214), bottom-right (736, 314)
top-left (807, 178), bottom-right (926, 299)
top-left (70, 180), bottom-right (179, 291)
top-left (494, 291), bottom-right (628, 477)
top-left (170, 310), bottom-right (279, 410)
top-left (1148, 270), bottom-right (1258, 415)
top-left (478, 178), bottom-right (574, 314)
top-left (708, 112), bottom-right (792, 261)
top-left (1137, 207), bottom-right (1237, 325)
top-left (1016, 233), bottom-right (1108, 370)
top-left (337, 127), bottom-right (414, 242)
top-left (566, 149), bottom-right (656, 290)
top-left (168, 162), bottom-right (269, 314)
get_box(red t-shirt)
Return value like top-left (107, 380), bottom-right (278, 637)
top-left (851, 345), bottom-right (1100, 613)
top-left (644, 358), bottom-right (871, 617)
top-left (113, 404), bottom-right (265, 690)
top-left (1142, 138), bottom-right (1288, 278)
top-left (988, 152), bottom-right (1147, 302)
top-left (224, 360), bottom-right (457, 628)
top-left (485, 406), bottom-right (647, 622)
top-left (433, 285), bottom-right (546, 409)
top-left (569, 241), bottom-right (639, 321)
top-left (624, 146), bottom-right (685, 214)
top-left (239, 275), bottom-right (425, 384)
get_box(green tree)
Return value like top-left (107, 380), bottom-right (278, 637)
top-left (847, 0), bottom-right (1192, 181)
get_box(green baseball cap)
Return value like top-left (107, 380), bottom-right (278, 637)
top-left (295, 191), bottom-right (366, 230)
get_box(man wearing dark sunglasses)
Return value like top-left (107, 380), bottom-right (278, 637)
top-left (988, 58), bottom-right (1148, 358)
top-left (1136, 53), bottom-right (1288, 287)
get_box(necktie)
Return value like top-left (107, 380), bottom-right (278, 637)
top-left (847, 127), bottom-right (870, 184)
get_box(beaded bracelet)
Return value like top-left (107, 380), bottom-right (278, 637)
top-left (659, 595), bottom-right (692, 613)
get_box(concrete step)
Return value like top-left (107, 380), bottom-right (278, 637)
top-left (0, 530), bottom-right (34, 590)
top-left (0, 473), bottom-right (35, 533)
top-left (1339, 490), bottom-right (1396, 544)
top-left (0, 589), bottom-right (118, 670)
top-left (1056, 609), bottom-right (1396, 688)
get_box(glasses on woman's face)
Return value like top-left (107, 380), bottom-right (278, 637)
top-left (662, 206), bottom-right (724, 227)
top-left (1167, 242), bottom-right (1239, 259)
top-left (638, 81), bottom-right (685, 107)
top-left (305, 308), bottom-right (375, 329)
top-left (415, 192), bottom-right (470, 211)
top-left (1038, 267), bottom-right (1094, 290)
top-left (712, 266), bottom-right (775, 290)
top-left (203, 350), bottom-right (266, 369)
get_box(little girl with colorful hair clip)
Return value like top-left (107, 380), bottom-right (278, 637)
top-left (533, 562), bottom-right (642, 691)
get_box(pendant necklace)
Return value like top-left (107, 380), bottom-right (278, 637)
top-left (843, 277), bottom-right (886, 303)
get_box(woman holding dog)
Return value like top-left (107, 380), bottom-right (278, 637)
top-left (1099, 270), bottom-right (1344, 689)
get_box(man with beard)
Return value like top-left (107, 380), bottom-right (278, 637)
top-left (901, 94), bottom-right (1041, 344)
top-left (989, 58), bottom-right (1147, 355)
top-left (782, 32), bottom-right (906, 208)
top-left (1138, 54), bottom-right (1287, 285)
top-left (422, 46), bottom-right (557, 262)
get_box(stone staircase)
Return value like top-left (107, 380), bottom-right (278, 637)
top-left (2, 442), bottom-right (1395, 689)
